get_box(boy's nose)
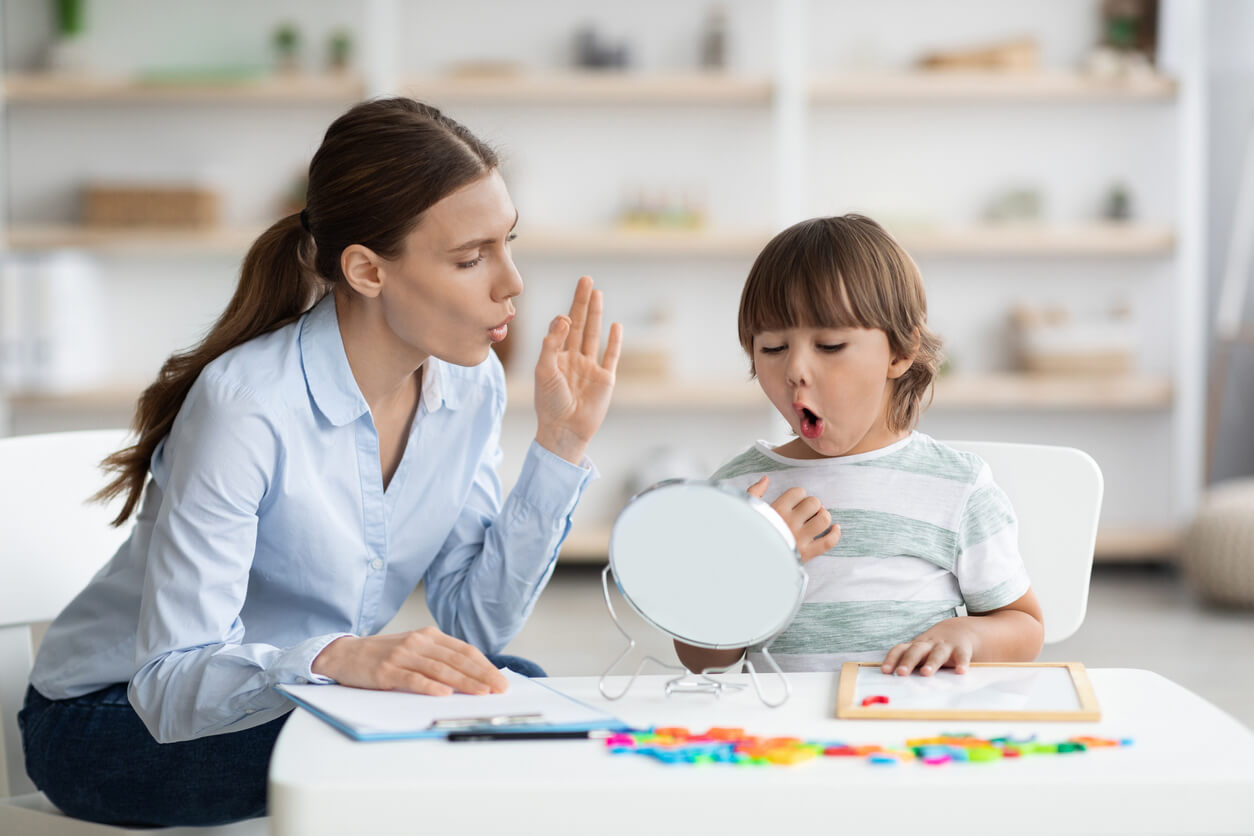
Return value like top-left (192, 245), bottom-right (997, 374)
top-left (786, 357), bottom-right (810, 386)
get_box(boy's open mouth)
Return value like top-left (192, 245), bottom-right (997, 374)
top-left (794, 403), bottom-right (824, 439)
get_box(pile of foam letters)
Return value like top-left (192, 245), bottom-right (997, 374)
top-left (602, 727), bottom-right (1132, 767)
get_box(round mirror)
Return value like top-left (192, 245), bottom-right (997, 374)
top-left (608, 480), bottom-right (807, 650)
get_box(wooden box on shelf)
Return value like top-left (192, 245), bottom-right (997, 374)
top-left (83, 183), bottom-right (220, 228)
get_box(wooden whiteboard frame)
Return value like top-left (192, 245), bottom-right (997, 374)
top-left (836, 661), bottom-right (1101, 721)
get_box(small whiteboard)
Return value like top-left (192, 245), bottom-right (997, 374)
top-left (836, 662), bottom-right (1100, 721)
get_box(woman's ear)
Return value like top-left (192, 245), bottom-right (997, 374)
top-left (340, 244), bottom-right (385, 299)
top-left (887, 327), bottom-right (921, 380)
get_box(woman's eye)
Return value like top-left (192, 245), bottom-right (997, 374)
top-left (506, 233), bottom-right (518, 243)
top-left (818, 343), bottom-right (846, 352)
top-left (457, 255), bottom-right (484, 269)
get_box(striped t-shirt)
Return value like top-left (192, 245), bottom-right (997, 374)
top-left (711, 431), bottom-right (1030, 672)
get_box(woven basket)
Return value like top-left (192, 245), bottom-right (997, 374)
top-left (1181, 478), bottom-right (1254, 607)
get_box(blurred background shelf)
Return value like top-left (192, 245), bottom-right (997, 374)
top-left (4, 223), bottom-right (1175, 258)
top-left (1, 72), bottom-right (366, 103)
top-left (556, 522), bottom-right (1180, 564)
top-left (11, 374), bottom-right (1171, 419)
top-left (402, 72), bottom-right (772, 105)
top-left (809, 70), bottom-right (1178, 103)
top-left (0, 0), bottom-right (1213, 566)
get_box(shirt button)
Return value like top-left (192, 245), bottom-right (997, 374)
top-left (371, 558), bottom-right (384, 570)
top-left (245, 708), bottom-right (256, 714)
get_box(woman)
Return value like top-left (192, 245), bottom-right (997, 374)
top-left (20, 97), bottom-right (622, 827)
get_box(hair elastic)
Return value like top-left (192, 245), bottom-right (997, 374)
top-left (298, 209), bottom-right (312, 234)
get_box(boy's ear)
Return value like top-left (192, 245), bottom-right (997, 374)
top-left (341, 244), bottom-right (386, 299)
top-left (887, 327), bottom-right (921, 380)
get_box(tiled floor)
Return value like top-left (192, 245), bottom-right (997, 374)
top-left (389, 562), bottom-right (1254, 731)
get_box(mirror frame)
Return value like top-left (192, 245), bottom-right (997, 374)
top-left (608, 479), bottom-right (808, 650)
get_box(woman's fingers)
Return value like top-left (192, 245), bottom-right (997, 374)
top-left (601, 322), bottom-right (623, 374)
top-left (535, 315), bottom-right (570, 378)
top-left (746, 475), bottom-right (770, 498)
top-left (565, 276), bottom-right (593, 352)
top-left (423, 630), bottom-right (510, 693)
top-left (582, 288), bottom-right (603, 356)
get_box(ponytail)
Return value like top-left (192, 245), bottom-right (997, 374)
top-left (94, 213), bottom-right (329, 525)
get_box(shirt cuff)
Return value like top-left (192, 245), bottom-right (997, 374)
top-left (272, 632), bottom-right (355, 686)
top-left (514, 439), bottom-right (597, 519)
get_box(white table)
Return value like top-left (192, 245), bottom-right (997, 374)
top-left (268, 669), bottom-right (1254, 835)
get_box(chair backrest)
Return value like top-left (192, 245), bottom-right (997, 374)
top-left (0, 429), bottom-right (132, 797)
top-left (945, 441), bottom-right (1104, 645)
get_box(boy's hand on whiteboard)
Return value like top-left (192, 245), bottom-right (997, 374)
top-left (534, 275), bottom-right (623, 465)
top-left (311, 626), bottom-right (510, 696)
top-left (880, 620), bottom-right (977, 676)
top-left (747, 476), bottom-right (841, 562)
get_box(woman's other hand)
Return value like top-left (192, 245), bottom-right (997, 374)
top-left (747, 475), bottom-right (842, 563)
top-left (311, 626), bottom-right (509, 695)
top-left (534, 275), bottom-right (623, 464)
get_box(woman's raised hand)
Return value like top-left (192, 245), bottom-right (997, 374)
top-left (310, 626), bottom-right (509, 695)
top-left (533, 275), bottom-right (623, 464)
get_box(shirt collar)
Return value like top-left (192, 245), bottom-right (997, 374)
top-left (301, 293), bottom-right (460, 427)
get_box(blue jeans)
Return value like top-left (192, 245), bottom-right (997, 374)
top-left (19, 653), bottom-right (545, 827)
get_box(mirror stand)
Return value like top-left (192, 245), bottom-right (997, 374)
top-left (598, 566), bottom-right (792, 708)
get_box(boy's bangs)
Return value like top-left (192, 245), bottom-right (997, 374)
top-left (749, 264), bottom-right (871, 336)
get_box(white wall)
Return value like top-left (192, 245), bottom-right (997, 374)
top-left (0, 0), bottom-right (1213, 543)
top-left (1206, 0), bottom-right (1254, 483)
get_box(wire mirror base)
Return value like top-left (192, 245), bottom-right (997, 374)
top-left (597, 565), bottom-right (792, 708)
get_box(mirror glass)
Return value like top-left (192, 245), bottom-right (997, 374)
top-left (609, 480), bottom-right (807, 650)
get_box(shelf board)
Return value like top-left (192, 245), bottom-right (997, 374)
top-left (558, 523), bottom-right (1179, 563)
top-left (810, 70), bottom-right (1178, 103)
top-left (5, 386), bottom-right (142, 412)
top-left (515, 227), bottom-right (771, 257)
top-left (4, 374), bottom-right (1171, 415)
top-left (896, 223), bottom-right (1175, 256)
top-left (2, 72), bottom-right (366, 103)
top-left (506, 378), bottom-right (765, 409)
top-left (402, 72), bottom-right (772, 105)
top-left (932, 374), bottom-right (1172, 410)
top-left (5, 224), bottom-right (260, 253)
top-left (5, 223), bottom-right (1174, 258)
top-left (5, 70), bottom-right (1170, 106)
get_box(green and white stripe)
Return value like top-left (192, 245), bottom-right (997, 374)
top-left (710, 432), bottom-right (1031, 672)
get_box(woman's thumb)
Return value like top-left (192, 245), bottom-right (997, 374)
top-left (746, 475), bottom-right (769, 498)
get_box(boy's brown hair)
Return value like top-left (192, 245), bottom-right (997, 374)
top-left (737, 214), bottom-right (942, 433)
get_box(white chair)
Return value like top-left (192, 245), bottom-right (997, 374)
top-left (946, 441), bottom-right (1104, 644)
top-left (0, 429), bottom-right (267, 835)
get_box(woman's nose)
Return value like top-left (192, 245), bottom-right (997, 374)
top-left (494, 252), bottom-right (524, 301)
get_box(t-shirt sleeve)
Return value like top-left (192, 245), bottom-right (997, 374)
top-left (953, 463), bottom-right (1031, 613)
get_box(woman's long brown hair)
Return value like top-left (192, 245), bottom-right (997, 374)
top-left (94, 98), bottom-right (498, 525)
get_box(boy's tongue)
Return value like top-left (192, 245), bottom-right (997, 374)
top-left (796, 404), bottom-right (824, 439)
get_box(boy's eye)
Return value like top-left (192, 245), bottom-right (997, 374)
top-left (818, 343), bottom-right (846, 352)
top-left (758, 345), bottom-right (786, 354)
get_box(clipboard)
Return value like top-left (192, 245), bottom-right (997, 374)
top-left (835, 661), bottom-right (1101, 721)
top-left (278, 669), bottom-right (627, 741)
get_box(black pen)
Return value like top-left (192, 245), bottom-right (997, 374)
top-left (446, 729), bottom-right (616, 743)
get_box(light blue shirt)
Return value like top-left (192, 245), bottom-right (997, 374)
top-left (30, 293), bottom-right (593, 743)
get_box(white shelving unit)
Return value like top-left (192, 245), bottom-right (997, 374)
top-left (0, 0), bottom-right (1204, 562)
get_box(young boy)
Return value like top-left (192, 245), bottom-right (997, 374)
top-left (675, 214), bottom-right (1044, 677)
